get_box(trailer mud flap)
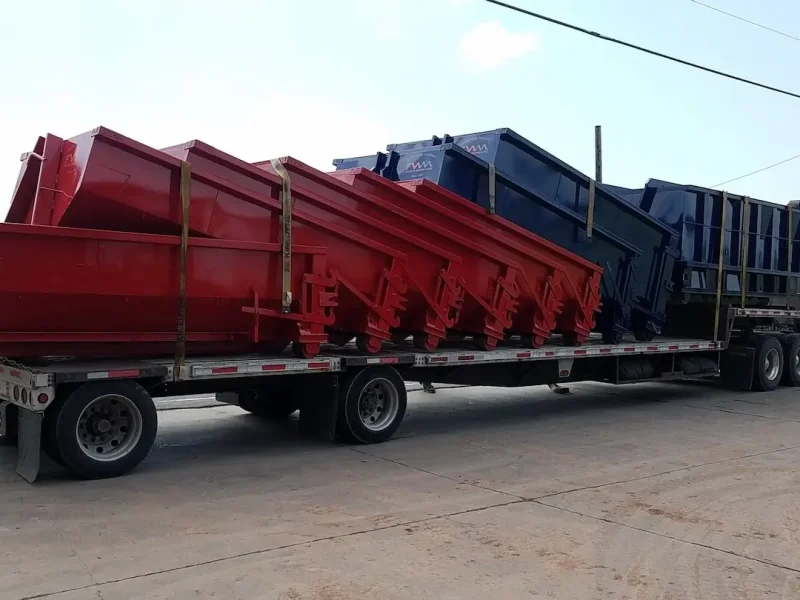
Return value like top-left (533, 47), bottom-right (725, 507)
top-left (298, 374), bottom-right (339, 442)
top-left (16, 409), bottom-right (43, 483)
top-left (720, 344), bottom-right (755, 391)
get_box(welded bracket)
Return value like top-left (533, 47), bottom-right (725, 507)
top-left (271, 159), bottom-right (294, 313)
top-left (488, 163), bottom-right (497, 214)
top-left (586, 179), bottom-right (595, 239)
top-left (16, 408), bottom-right (42, 483)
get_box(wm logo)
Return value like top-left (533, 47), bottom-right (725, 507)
top-left (461, 143), bottom-right (489, 154)
top-left (406, 160), bottom-right (433, 170)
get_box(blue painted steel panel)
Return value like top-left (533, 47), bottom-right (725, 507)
top-left (350, 128), bottom-right (680, 338)
top-left (628, 179), bottom-right (800, 305)
top-left (335, 143), bottom-right (643, 340)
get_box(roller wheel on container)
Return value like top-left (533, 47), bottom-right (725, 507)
top-left (336, 366), bottom-right (407, 444)
top-left (602, 330), bottom-right (624, 345)
top-left (778, 333), bottom-right (800, 387)
top-left (292, 342), bottom-right (320, 359)
top-left (356, 334), bottom-right (383, 354)
top-left (48, 381), bottom-right (157, 480)
top-left (752, 335), bottom-right (783, 392)
top-left (473, 334), bottom-right (498, 351)
top-left (521, 333), bottom-right (545, 349)
top-left (413, 333), bottom-right (439, 351)
top-left (238, 388), bottom-right (298, 419)
top-left (561, 332), bottom-right (583, 347)
top-left (327, 331), bottom-right (354, 347)
top-left (634, 330), bottom-right (656, 342)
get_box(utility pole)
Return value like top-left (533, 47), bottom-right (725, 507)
top-left (595, 125), bottom-right (603, 183)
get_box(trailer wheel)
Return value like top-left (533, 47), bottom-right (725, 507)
top-left (337, 366), bottom-right (407, 444)
top-left (752, 335), bottom-right (783, 392)
top-left (778, 333), bottom-right (800, 386)
top-left (42, 406), bottom-right (66, 466)
top-left (50, 381), bottom-right (157, 479)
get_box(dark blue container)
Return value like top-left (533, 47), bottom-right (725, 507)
top-left (623, 179), bottom-right (800, 308)
top-left (335, 143), bottom-right (644, 341)
top-left (384, 129), bottom-right (680, 339)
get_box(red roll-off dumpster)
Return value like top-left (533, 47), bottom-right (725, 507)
top-left (261, 158), bottom-right (525, 350)
top-left (7, 128), bottom-right (411, 353)
top-left (0, 223), bottom-right (336, 359)
top-left (331, 169), bottom-right (603, 346)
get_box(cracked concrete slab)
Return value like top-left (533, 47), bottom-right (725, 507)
top-left (3, 383), bottom-right (800, 599)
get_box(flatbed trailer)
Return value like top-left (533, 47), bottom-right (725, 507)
top-left (1, 306), bottom-right (798, 482)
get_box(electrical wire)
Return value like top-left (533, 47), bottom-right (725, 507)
top-left (481, 0), bottom-right (800, 100)
top-left (712, 153), bottom-right (800, 188)
top-left (690, 0), bottom-right (800, 43)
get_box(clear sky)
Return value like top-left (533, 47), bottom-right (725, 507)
top-left (1, 0), bottom-right (799, 216)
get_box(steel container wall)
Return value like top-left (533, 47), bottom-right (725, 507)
top-left (0, 223), bottom-right (336, 359)
top-left (626, 179), bottom-right (800, 307)
top-left (335, 143), bottom-right (640, 340)
top-left (382, 128), bottom-right (680, 340)
top-left (257, 158), bottom-right (534, 350)
top-left (8, 127), bottom-right (416, 355)
top-left (330, 168), bottom-right (604, 347)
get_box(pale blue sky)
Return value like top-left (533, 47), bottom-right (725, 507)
top-left (1, 0), bottom-right (798, 215)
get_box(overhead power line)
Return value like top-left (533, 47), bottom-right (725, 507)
top-left (482, 0), bottom-right (800, 100)
top-left (712, 153), bottom-right (800, 188)
top-left (690, 0), bottom-right (800, 43)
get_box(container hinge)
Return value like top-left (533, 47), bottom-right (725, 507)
top-left (488, 162), bottom-right (496, 215)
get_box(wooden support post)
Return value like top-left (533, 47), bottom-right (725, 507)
top-left (595, 125), bottom-right (603, 184)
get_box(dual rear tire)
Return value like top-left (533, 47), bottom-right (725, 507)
top-left (42, 381), bottom-right (157, 479)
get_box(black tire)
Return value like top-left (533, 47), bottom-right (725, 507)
top-left (337, 366), bottom-right (407, 444)
top-left (42, 402), bottom-right (66, 466)
top-left (778, 333), bottom-right (800, 386)
top-left (0, 404), bottom-right (18, 446)
top-left (633, 329), bottom-right (655, 342)
top-left (752, 335), bottom-right (783, 392)
top-left (52, 381), bottom-right (157, 480)
top-left (239, 388), bottom-right (299, 419)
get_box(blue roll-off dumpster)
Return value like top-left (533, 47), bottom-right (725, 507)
top-left (335, 142), bottom-right (643, 342)
top-left (384, 128), bottom-right (680, 341)
top-left (622, 179), bottom-right (800, 309)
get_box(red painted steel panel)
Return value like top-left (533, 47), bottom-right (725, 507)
top-left (267, 158), bottom-right (523, 350)
top-left (9, 127), bottom-right (411, 353)
top-left (0, 223), bottom-right (335, 359)
top-left (331, 169), bottom-right (603, 346)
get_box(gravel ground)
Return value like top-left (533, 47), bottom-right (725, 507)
top-left (2, 381), bottom-right (800, 599)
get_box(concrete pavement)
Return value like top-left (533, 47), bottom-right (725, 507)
top-left (3, 381), bottom-right (800, 599)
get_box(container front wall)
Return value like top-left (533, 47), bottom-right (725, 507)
top-left (641, 185), bottom-right (800, 303)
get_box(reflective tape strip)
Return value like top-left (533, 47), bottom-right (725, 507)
top-left (86, 369), bottom-right (141, 380)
